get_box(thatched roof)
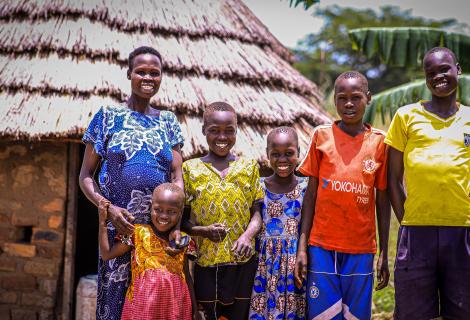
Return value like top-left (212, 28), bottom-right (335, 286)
top-left (0, 0), bottom-right (331, 161)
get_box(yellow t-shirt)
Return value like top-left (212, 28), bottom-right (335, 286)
top-left (183, 158), bottom-right (264, 267)
top-left (385, 102), bottom-right (470, 226)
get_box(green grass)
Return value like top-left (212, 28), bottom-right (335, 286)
top-left (372, 215), bottom-right (399, 319)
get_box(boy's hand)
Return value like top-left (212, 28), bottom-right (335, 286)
top-left (165, 229), bottom-right (184, 256)
top-left (231, 234), bottom-right (252, 258)
top-left (294, 250), bottom-right (307, 289)
top-left (107, 205), bottom-right (135, 236)
top-left (202, 223), bottom-right (227, 242)
top-left (375, 251), bottom-right (389, 290)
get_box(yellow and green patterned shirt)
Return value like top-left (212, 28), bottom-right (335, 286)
top-left (183, 158), bottom-right (264, 267)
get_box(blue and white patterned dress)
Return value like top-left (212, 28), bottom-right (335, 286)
top-left (82, 105), bottom-right (184, 320)
top-left (249, 177), bottom-right (308, 320)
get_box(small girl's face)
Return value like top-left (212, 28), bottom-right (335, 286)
top-left (267, 132), bottom-right (299, 178)
top-left (203, 110), bottom-right (237, 157)
top-left (150, 190), bottom-right (182, 233)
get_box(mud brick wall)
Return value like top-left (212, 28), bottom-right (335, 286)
top-left (0, 142), bottom-right (68, 320)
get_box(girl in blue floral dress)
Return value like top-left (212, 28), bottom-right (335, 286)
top-left (79, 46), bottom-right (184, 320)
top-left (249, 127), bottom-right (307, 320)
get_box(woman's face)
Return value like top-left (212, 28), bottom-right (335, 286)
top-left (128, 53), bottom-right (162, 99)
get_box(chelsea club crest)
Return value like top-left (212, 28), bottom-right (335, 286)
top-left (465, 133), bottom-right (470, 147)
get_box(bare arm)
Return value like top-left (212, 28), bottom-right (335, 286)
top-left (184, 257), bottom-right (200, 319)
top-left (98, 205), bottom-right (132, 261)
top-left (388, 147), bottom-right (406, 223)
top-left (231, 201), bottom-right (262, 257)
top-left (375, 189), bottom-right (391, 290)
top-left (182, 205), bottom-right (228, 242)
top-left (171, 146), bottom-right (184, 190)
top-left (295, 177), bottom-right (319, 288)
top-left (79, 144), bottom-right (134, 235)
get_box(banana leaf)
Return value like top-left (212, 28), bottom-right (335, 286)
top-left (349, 27), bottom-right (470, 70)
top-left (365, 73), bottom-right (470, 124)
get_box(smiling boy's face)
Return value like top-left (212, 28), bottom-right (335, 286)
top-left (334, 77), bottom-right (371, 126)
top-left (423, 51), bottom-right (461, 98)
top-left (203, 110), bottom-right (237, 157)
top-left (151, 189), bottom-right (183, 233)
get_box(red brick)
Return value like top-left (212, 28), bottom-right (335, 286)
top-left (2, 243), bottom-right (36, 258)
top-left (31, 228), bottom-right (62, 245)
top-left (36, 245), bottom-right (62, 259)
top-left (0, 291), bottom-right (17, 304)
top-left (0, 227), bottom-right (14, 241)
top-left (40, 198), bottom-right (64, 213)
top-left (0, 306), bottom-right (10, 320)
top-left (11, 165), bottom-right (36, 190)
top-left (0, 257), bottom-right (16, 272)
top-left (0, 213), bottom-right (10, 224)
top-left (21, 292), bottom-right (54, 308)
top-left (2, 274), bottom-right (37, 290)
top-left (11, 213), bottom-right (38, 227)
top-left (39, 279), bottom-right (57, 296)
top-left (38, 310), bottom-right (53, 320)
top-left (47, 215), bottom-right (62, 229)
top-left (24, 261), bottom-right (57, 277)
top-left (11, 309), bottom-right (38, 320)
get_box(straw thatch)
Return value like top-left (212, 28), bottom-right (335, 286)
top-left (0, 0), bottom-right (331, 161)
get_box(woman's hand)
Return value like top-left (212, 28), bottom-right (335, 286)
top-left (294, 250), bottom-right (307, 289)
top-left (107, 205), bottom-right (134, 235)
top-left (231, 234), bottom-right (253, 259)
top-left (200, 223), bottom-right (227, 242)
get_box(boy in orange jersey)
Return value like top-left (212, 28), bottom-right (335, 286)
top-left (294, 71), bottom-right (391, 320)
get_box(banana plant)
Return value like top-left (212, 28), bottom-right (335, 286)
top-left (349, 27), bottom-right (470, 123)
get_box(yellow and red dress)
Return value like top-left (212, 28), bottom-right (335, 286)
top-left (121, 225), bottom-right (192, 320)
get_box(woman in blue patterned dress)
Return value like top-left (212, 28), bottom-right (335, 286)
top-left (79, 46), bottom-right (184, 320)
top-left (249, 127), bottom-right (307, 320)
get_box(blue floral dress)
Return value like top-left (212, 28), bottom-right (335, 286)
top-left (82, 105), bottom-right (184, 320)
top-left (249, 177), bottom-right (307, 320)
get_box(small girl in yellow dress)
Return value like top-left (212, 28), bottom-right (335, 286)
top-left (98, 183), bottom-right (199, 320)
top-left (182, 102), bottom-right (264, 320)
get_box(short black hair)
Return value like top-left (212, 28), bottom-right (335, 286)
top-left (153, 183), bottom-right (185, 208)
top-left (267, 126), bottom-right (299, 148)
top-left (423, 47), bottom-right (458, 65)
top-left (203, 102), bottom-right (237, 126)
top-left (334, 71), bottom-right (369, 94)
top-left (128, 46), bottom-right (163, 71)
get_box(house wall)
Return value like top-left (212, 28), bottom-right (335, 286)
top-left (0, 142), bottom-right (68, 320)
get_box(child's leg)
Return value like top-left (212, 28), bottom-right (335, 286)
top-left (225, 256), bottom-right (258, 320)
top-left (438, 226), bottom-right (470, 319)
top-left (338, 252), bottom-right (374, 320)
top-left (394, 226), bottom-right (439, 320)
top-left (307, 246), bottom-right (342, 320)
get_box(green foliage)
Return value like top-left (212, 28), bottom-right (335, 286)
top-left (293, 6), bottom-right (455, 95)
top-left (365, 73), bottom-right (470, 124)
top-left (289, 0), bottom-right (319, 10)
top-left (349, 27), bottom-right (470, 70)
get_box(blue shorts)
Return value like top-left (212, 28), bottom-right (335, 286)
top-left (307, 246), bottom-right (374, 320)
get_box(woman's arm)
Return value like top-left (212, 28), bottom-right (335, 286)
top-left (294, 177), bottom-right (318, 288)
top-left (79, 144), bottom-right (134, 235)
top-left (98, 204), bottom-right (132, 261)
top-left (375, 189), bottom-right (391, 290)
top-left (388, 147), bottom-right (406, 223)
top-left (171, 146), bottom-right (184, 190)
